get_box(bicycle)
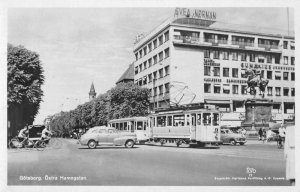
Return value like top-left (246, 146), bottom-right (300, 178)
top-left (33, 139), bottom-right (47, 151)
top-left (8, 136), bottom-right (34, 149)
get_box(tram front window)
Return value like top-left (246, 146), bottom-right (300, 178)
top-left (137, 121), bottom-right (143, 130)
top-left (203, 113), bottom-right (211, 126)
top-left (173, 115), bottom-right (185, 126)
top-left (213, 113), bottom-right (219, 126)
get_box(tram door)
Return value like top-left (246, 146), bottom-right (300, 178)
top-left (191, 113), bottom-right (196, 140)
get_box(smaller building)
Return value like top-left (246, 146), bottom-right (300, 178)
top-left (116, 63), bottom-right (134, 84)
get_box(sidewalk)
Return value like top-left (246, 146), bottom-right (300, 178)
top-left (245, 139), bottom-right (277, 145)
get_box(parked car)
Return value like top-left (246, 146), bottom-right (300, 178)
top-left (220, 128), bottom-right (246, 145)
top-left (79, 126), bottom-right (137, 149)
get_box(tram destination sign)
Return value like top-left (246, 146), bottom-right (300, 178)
top-left (174, 8), bottom-right (217, 21)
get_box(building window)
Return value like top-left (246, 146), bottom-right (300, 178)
top-left (135, 66), bottom-right (138, 75)
top-left (283, 72), bottom-right (289, 80)
top-left (159, 52), bottom-right (163, 62)
top-left (214, 84), bottom-right (221, 94)
top-left (283, 41), bottom-right (288, 49)
top-left (267, 71), bottom-right (272, 80)
top-left (143, 61), bottom-right (147, 70)
top-left (249, 53), bottom-right (255, 62)
top-left (135, 53), bottom-right (138, 61)
top-left (154, 87), bottom-right (157, 96)
top-left (275, 71), bottom-right (281, 80)
top-left (275, 87), bottom-right (281, 96)
top-left (214, 67), bottom-right (220, 76)
top-left (284, 56), bottom-right (288, 65)
top-left (223, 84), bottom-right (230, 94)
top-left (291, 72), bottom-right (295, 81)
top-left (283, 88), bottom-right (289, 96)
top-left (266, 55), bottom-right (272, 63)
top-left (148, 58), bottom-right (152, 68)
top-left (143, 47), bottom-right (147, 56)
top-left (204, 66), bottom-right (211, 76)
top-left (291, 57), bottom-right (295, 65)
top-left (148, 74), bottom-right (152, 83)
top-left (159, 85), bottom-right (163, 95)
top-left (213, 50), bottom-right (220, 59)
top-left (143, 76), bottom-right (147, 85)
top-left (153, 39), bottom-right (157, 49)
top-left (223, 68), bottom-right (229, 77)
top-left (153, 55), bottom-right (157, 64)
top-left (232, 52), bottom-right (238, 60)
top-left (158, 69), bottom-right (164, 79)
top-left (204, 50), bottom-right (210, 58)
top-left (258, 58), bottom-right (264, 63)
top-left (164, 48), bottom-right (170, 58)
top-left (138, 78), bottom-right (142, 86)
top-left (241, 85), bottom-right (247, 95)
top-left (204, 84), bottom-right (211, 93)
top-left (164, 65), bottom-right (169, 76)
top-left (164, 31), bottom-right (169, 42)
top-left (275, 55), bottom-right (280, 64)
top-left (291, 88), bottom-right (295, 96)
top-left (232, 68), bottom-right (238, 78)
top-left (165, 83), bottom-right (170, 94)
top-left (139, 64), bottom-right (142, 72)
top-left (241, 69), bottom-right (247, 78)
top-left (223, 51), bottom-right (229, 60)
top-left (241, 52), bottom-right (246, 61)
top-left (290, 41), bottom-right (295, 50)
top-left (139, 50), bottom-right (142, 58)
top-left (148, 43), bottom-right (152, 52)
top-left (153, 71), bottom-right (157, 80)
top-left (267, 87), bottom-right (272, 96)
top-left (159, 35), bottom-right (163, 46)
top-left (232, 85), bottom-right (238, 94)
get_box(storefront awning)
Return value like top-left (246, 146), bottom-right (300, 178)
top-left (223, 84), bottom-right (230, 91)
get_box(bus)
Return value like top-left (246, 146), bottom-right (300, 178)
top-left (148, 105), bottom-right (221, 147)
top-left (108, 117), bottom-right (149, 143)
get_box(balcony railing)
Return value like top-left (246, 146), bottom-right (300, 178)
top-left (258, 44), bottom-right (279, 49)
top-left (204, 38), bottom-right (215, 43)
top-left (231, 41), bottom-right (254, 47)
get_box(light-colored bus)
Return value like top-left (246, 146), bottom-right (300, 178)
top-left (149, 106), bottom-right (221, 147)
top-left (108, 117), bottom-right (149, 143)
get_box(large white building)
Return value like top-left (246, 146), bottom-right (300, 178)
top-left (133, 8), bottom-right (295, 126)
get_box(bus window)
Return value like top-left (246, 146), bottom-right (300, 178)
top-left (157, 116), bottom-right (166, 127)
top-left (203, 113), bottom-right (211, 126)
top-left (124, 122), bottom-right (128, 131)
top-left (167, 116), bottom-right (172, 126)
top-left (173, 115), bottom-right (185, 126)
top-left (116, 123), bottom-right (119, 130)
top-left (112, 123), bottom-right (115, 128)
top-left (197, 114), bottom-right (201, 125)
top-left (120, 123), bottom-right (123, 130)
top-left (213, 113), bottom-right (219, 126)
top-left (137, 121), bottom-right (143, 130)
top-left (131, 121), bottom-right (134, 132)
top-left (143, 121), bottom-right (147, 130)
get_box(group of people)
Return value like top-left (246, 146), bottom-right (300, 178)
top-left (17, 125), bottom-right (52, 147)
top-left (258, 125), bottom-right (286, 145)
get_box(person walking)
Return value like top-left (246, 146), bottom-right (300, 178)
top-left (258, 128), bottom-right (263, 140)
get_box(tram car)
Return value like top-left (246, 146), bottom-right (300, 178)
top-left (148, 105), bottom-right (222, 147)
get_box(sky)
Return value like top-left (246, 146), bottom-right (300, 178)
top-left (7, 7), bottom-right (294, 124)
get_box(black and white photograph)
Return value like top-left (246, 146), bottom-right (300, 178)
top-left (1, 1), bottom-right (299, 191)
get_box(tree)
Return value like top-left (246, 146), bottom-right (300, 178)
top-left (7, 44), bottom-right (44, 137)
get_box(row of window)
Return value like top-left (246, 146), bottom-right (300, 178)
top-left (149, 83), bottom-right (170, 97)
top-left (135, 30), bottom-right (169, 61)
top-left (204, 83), bottom-right (295, 97)
top-left (135, 66), bottom-right (170, 86)
top-left (135, 48), bottom-right (169, 75)
top-left (283, 40), bottom-right (295, 50)
top-left (204, 66), bottom-right (295, 81)
top-left (204, 49), bottom-right (294, 65)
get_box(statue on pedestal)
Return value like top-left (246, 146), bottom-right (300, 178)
top-left (245, 69), bottom-right (269, 98)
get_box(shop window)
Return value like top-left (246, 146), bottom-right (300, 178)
top-left (284, 103), bottom-right (294, 114)
top-left (214, 67), bottom-right (220, 76)
top-left (233, 101), bottom-right (244, 112)
top-left (223, 68), bottom-right (229, 77)
top-left (214, 84), bottom-right (221, 94)
top-left (283, 72), bottom-right (289, 80)
top-left (267, 87), bottom-right (272, 96)
top-left (283, 88), bottom-right (289, 96)
top-left (204, 66), bottom-right (211, 76)
top-left (232, 68), bottom-right (238, 78)
top-left (275, 87), bottom-right (281, 96)
top-left (232, 85), bottom-right (238, 94)
top-left (204, 84), bottom-right (211, 93)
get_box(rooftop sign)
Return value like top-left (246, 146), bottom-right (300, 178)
top-left (174, 8), bottom-right (217, 21)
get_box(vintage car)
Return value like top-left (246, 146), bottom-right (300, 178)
top-left (79, 126), bottom-right (137, 149)
top-left (220, 128), bottom-right (246, 145)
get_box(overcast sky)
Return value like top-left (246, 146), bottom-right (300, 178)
top-left (8, 8), bottom-right (294, 124)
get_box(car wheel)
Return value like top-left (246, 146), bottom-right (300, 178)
top-left (88, 140), bottom-right (97, 149)
top-left (125, 140), bottom-right (134, 148)
top-left (230, 140), bottom-right (236, 145)
top-left (240, 142), bottom-right (245, 145)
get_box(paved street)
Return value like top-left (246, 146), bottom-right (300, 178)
top-left (7, 138), bottom-right (289, 186)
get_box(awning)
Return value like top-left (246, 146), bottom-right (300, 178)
top-left (223, 84), bottom-right (230, 91)
top-left (214, 84), bottom-right (221, 87)
top-left (275, 71), bottom-right (281, 78)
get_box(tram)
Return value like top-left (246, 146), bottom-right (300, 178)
top-left (148, 105), bottom-right (222, 147)
top-left (108, 117), bottom-right (149, 143)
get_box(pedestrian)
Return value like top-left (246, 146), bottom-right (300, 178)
top-left (241, 128), bottom-right (247, 138)
top-left (258, 128), bottom-right (263, 140)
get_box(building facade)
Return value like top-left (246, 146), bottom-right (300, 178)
top-left (133, 8), bottom-right (295, 126)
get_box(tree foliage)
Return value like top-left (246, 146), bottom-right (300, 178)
top-left (7, 44), bottom-right (44, 134)
top-left (48, 82), bottom-right (150, 136)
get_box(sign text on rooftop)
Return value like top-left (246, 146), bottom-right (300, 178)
top-left (174, 8), bottom-right (216, 21)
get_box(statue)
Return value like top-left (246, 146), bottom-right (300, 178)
top-left (245, 69), bottom-right (269, 98)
